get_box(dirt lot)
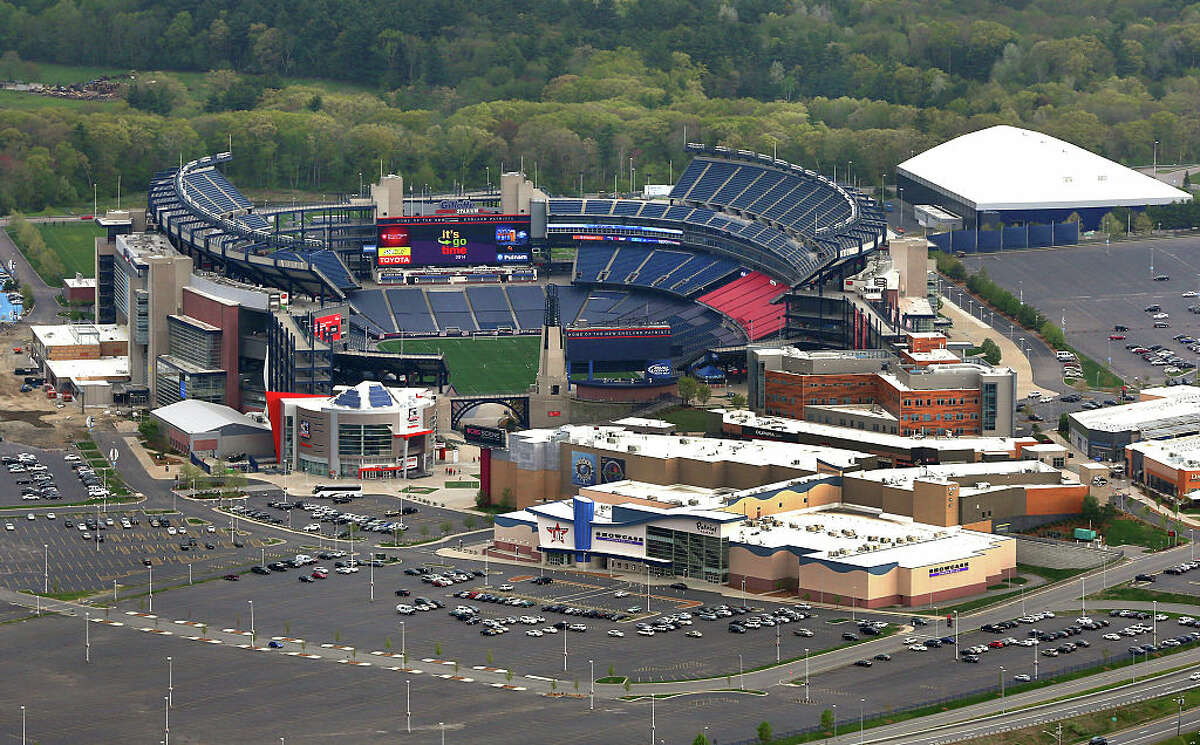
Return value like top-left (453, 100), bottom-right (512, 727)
top-left (0, 325), bottom-right (120, 448)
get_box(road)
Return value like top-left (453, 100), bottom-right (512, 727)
top-left (0, 222), bottom-right (67, 323)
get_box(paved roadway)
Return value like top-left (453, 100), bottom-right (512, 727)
top-left (0, 223), bottom-right (65, 323)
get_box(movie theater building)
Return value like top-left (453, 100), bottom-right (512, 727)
top-left (269, 381), bottom-right (436, 478)
top-left (492, 480), bottom-right (1015, 605)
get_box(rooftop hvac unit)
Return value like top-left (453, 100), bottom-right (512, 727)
top-left (687, 499), bottom-right (700, 506)
top-left (627, 445), bottom-right (638, 453)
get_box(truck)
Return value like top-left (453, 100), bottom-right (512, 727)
top-left (1073, 528), bottom-right (1097, 541)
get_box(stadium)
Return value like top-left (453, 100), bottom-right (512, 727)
top-left (145, 142), bottom-right (888, 409)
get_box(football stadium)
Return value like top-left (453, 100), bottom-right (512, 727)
top-left (144, 143), bottom-right (888, 404)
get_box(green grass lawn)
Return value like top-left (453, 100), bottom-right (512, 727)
top-left (657, 405), bottom-right (713, 432)
top-left (378, 336), bottom-right (540, 395)
top-left (33, 222), bottom-right (102, 282)
top-left (1103, 516), bottom-right (1178, 549)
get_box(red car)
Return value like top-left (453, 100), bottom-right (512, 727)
top-left (988, 640), bottom-right (1006, 648)
top-left (312, 570), bottom-right (328, 579)
top-left (222, 574), bottom-right (240, 581)
top-left (1109, 334), bottom-right (1126, 340)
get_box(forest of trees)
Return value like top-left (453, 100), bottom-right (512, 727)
top-left (1, 0), bottom-right (1200, 215)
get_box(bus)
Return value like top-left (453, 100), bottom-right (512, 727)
top-left (311, 484), bottom-right (363, 499)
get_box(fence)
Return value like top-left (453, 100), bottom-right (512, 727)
top-left (928, 221), bottom-right (1079, 253)
top-left (189, 451), bottom-right (211, 474)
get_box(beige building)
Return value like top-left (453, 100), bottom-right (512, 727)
top-left (31, 323), bottom-right (127, 362)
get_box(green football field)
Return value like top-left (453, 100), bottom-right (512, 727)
top-left (378, 336), bottom-right (540, 395)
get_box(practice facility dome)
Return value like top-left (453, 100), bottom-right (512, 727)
top-left (897, 125), bottom-right (1189, 215)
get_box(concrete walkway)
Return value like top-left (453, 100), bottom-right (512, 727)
top-left (940, 296), bottom-right (1054, 398)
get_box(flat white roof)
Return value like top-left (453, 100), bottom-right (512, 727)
top-left (63, 277), bottom-right (96, 288)
top-left (898, 125), bottom-right (1190, 211)
top-left (294, 381), bottom-right (434, 414)
top-left (45, 356), bottom-right (129, 380)
top-left (732, 507), bottom-right (1012, 569)
top-left (1069, 387), bottom-right (1200, 433)
top-left (721, 410), bottom-right (1035, 453)
top-left (584, 480), bottom-right (732, 511)
top-left (611, 417), bottom-right (674, 430)
top-left (1126, 434), bottom-right (1200, 470)
top-left (558, 425), bottom-right (870, 470)
top-left (845, 460), bottom-right (1059, 491)
top-left (32, 324), bottom-right (127, 346)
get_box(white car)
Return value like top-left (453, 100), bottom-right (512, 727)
top-left (685, 630), bottom-right (703, 638)
top-left (525, 629), bottom-right (543, 637)
top-left (637, 628), bottom-right (655, 637)
top-left (303, 523), bottom-right (321, 532)
top-left (20, 495), bottom-right (38, 501)
top-left (26, 513), bottom-right (35, 521)
top-left (120, 519), bottom-right (131, 528)
top-left (3, 522), bottom-right (12, 531)
top-left (395, 604), bottom-right (416, 615)
top-left (1103, 633), bottom-right (1122, 641)
top-left (498, 584), bottom-right (514, 591)
top-left (908, 645), bottom-right (928, 652)
top-left (542, 627), bottom-right (557, 634)
top-left (1190, 672), bottom-right (1200, 681)
top-left (1184, 291), bottom-right (1198, 298)
top-left (903, 637), bottom-right (919, 644)
top-left (607, 629), bottom-right (625, 638)
top-left (167, 526), bottom-right (177, 535)
top-left (206, 525), bottom-right (217, 534)
top-left (46, 513), bottom-right (55, 520)
top-left (613, 590), bottom-right (629, 598)
top-left (1153, 313), bottom-right (1170, 320)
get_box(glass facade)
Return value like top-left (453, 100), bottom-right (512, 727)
top-left (981, 382), bottom-right (997, 431)
top-left (645, 526), bottom-right (729, 583)
top-left (154, 357), bottom-right (226, 406)
top-left (168, 316), bottom-right (222, 369)
top-left (336, 423), bottom-right (394, 457)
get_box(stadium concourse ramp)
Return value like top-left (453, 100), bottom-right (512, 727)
top-left (347, 283), bottom-right (742, 367)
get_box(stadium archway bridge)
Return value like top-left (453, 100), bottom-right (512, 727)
top-left (450, 395), bottom-right (530, 430)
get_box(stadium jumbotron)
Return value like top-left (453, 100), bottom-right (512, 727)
top-left (897, 124), bottom-right (1191, 231)
top-left (146, 142), bottom-right (889, 388)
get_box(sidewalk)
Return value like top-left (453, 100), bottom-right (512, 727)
top-left (940, 296), bottom-right (1053, 398)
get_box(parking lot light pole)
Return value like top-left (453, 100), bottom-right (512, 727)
top-left (148, 565), bottom-right (153, 613)
top-left (42, 544), bottom-right (47, 594)
top-left (738, 654), bottom-right (744, 690)
top-left (1033, 637), bottom-right (1038, 680)
top-left (859, 698), bottom-right (865, 745)
top-left (999, 666), bottom-right (1006, 713)
top-left (400, 621), bottom-right (406, 663)
top-left (85, 611), bottom-right (90, 663)
top-left (589, 659), bottom-right (594, 711)
top-left (645, 565), bottom-right (650, 612)
top-left (249, 600), bottom-right (255, 638)
top-left (1177, 695), bottom-right (1186, 736)
top-left (369, 560), bottom-right (374, 603)
top-left (405, 680), bottom-right (411, 734)
top-left (776, 624), bottom-right (780, 662)
top-left (1153, 600), bottom-right (1157, 646)
top-left (164, 695), bottom-right (169, 745)
top-left (954, 611), bottom-right (959, 660)
top-left (804, 648), bottom-right (810, 703)
top-left (650, 694), bottom-right (655, 745)
top-left (439, 721), bottom-right (444, 745)
top-left (563, 623), bottom-right (569, 671)
top-left (21, 705), bottom-right (25, 745)
top-left (832, 704), bottom-right (837, 738)
top-left (167, 657), bottom-right (173, 707)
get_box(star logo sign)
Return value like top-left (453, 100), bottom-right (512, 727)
top-left (546, 522), bottom-right (569, 543)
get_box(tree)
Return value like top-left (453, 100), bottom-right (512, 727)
top-left (138, 417), bottom-right (162, 443)
top-left (439, 520), bottom-right (453, 534)
top-left (757, 721), bottom-right (773, 744)
top-left (696, 383), bottom-right (712, 406)
top-left (677, 376), bottom-right (700, 406)
top-left (979, 338), bottom-right (1002, 365)
top-left (1058, 413), bottom-right (1069, 434)
top-left (729, 392), bottom-right (747, 409)
top-left (474, 490), bottom-right (488, 509)
top-left (1099, 211), bottom-right (1124, 235)
top-left (1133, 212), bottom-right (1154, 233)
top-left (693, 735), bottom-right (711, 745)
top-left (1081, 494), bottom-right (1103, 523)
top-left (821, 709), bottom-right (835, 731)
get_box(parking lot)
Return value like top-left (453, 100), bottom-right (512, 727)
top-left (964, 237), bottom-right (1200, 386)
top-left (0, 504), bottom-right (294, 596)
top-left (223, 489), bottom-right (480, 547)
top-left (0, 441), bottom-right (95, 507)
top-left (1138, 562), bottom-right (1200, 597)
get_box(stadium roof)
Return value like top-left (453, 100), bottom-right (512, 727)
top-left (152, 399), bottom-right (270, 436)
top-left (898, 125), bottom-right (1191, 211)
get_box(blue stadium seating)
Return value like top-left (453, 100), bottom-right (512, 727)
top-left (427, 291), bottom-right (478, 332)
top-left (575, 246), bottom-right (617, 282)
top-left (348, 290), bottom-right (397, 334)
top-left (505, 285), bottom-right (546, 329)
top-left (604, 247), bottom-right (653, 282)
top-left (557, 285), bottom-right (592, 325)
top-left (466, 286), bottom-right (517, 330)
top-left (386, 288), bottom-right (439, 333)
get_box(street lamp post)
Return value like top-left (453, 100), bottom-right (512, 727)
top-left (43, 544), bottom-right (47, 593)
top-left (167, 656), bottom-right (173, 708)
top-left (20, 705), bottom-right (25, 745)
top-left (738, 653), bottom-right (744, 690)
top-left (164, 696), bottom-right (170, 745)
top-left (400, 621), bottom-right (406, 664)
top-left (954, 611), bottom-right (959, 660)
top-left (1177, 696), bottom-right (1186, 736)
top-left (646, 565), bottom-right (651, 613)
top-left (832, 704), bottom-right (838, 739)
top-left (85, 611), bottom-right (90, 663)
top-left (999, 666), bottom-right (1006, 713)
top-left (148, 565), bottom-right (153, 613)
top-left (589, 659), bottom-right (595, 711)
top-left (859, 698), bottom-right (865, 745)
top-left (249, 600), bottom-right (255, 639)
top-left (650, 693), bottom-right (656, 745)
top-left (405, 680), bottom-right (411, 734)
top-left (776, 624), bottom-right (781, 662)
top-left (439, 721), bottom-right (444, 745)
top-left (1153, 600), bottom-right (1157, 646)
top-left (804, 648), bottom-right (810, 703)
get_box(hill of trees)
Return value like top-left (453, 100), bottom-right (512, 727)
top-left (0, 0), bottom-right (1198, 215)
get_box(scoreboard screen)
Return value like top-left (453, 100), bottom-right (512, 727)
top-left (564, 325), bottom-right (672, 363)
top-left (376, 215), bottom-right (531, 267)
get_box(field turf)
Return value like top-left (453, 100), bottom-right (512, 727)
top-left (34, 222), bottom-right (103, 282)
top-left (378, 336), bottom-right (539, 395)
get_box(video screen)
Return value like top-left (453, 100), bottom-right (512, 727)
top-left (376, 216), bottom-right (530, 267)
